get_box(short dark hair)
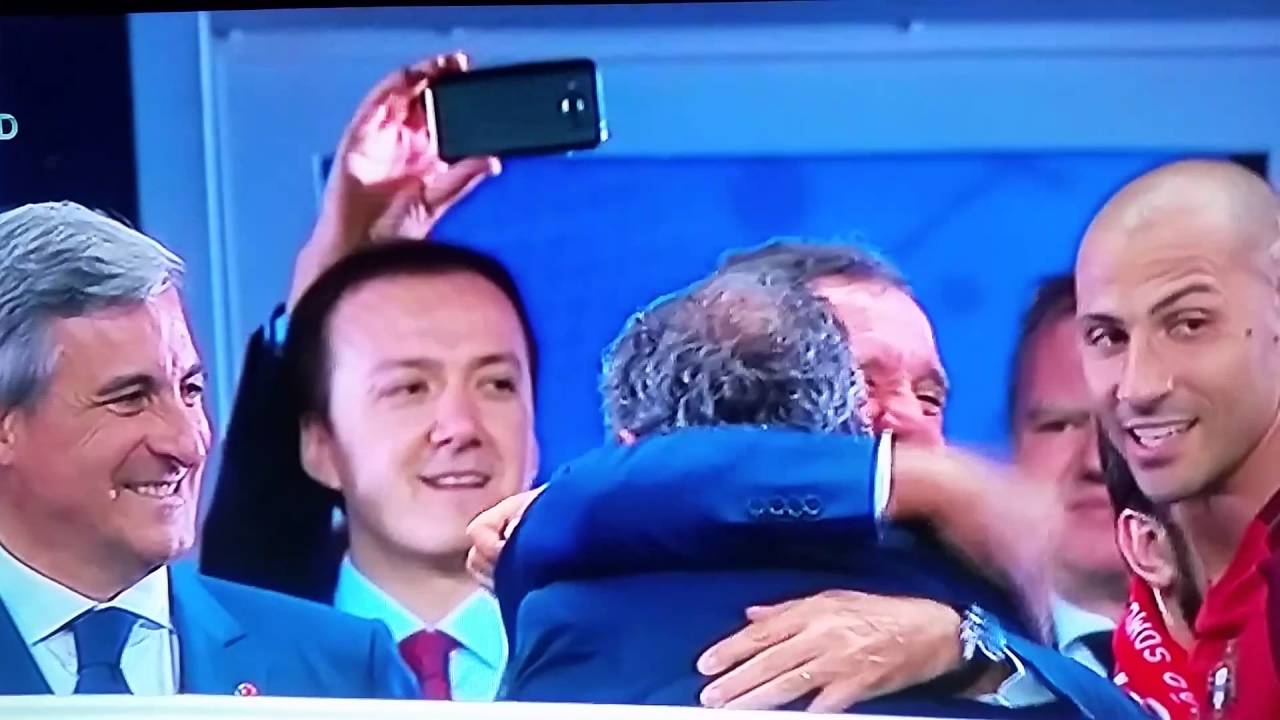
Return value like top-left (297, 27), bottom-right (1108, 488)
top-left (1006, 273), bottom-right (1076, 436)
top-left (718, 238), bottom-right (911, 292)
top-left (282, 240), bottom-right (538, 424)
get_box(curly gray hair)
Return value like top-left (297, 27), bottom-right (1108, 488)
top-left (601, 268), bottom-right (867, 438)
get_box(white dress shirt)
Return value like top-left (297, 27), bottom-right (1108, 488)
top-left (1052, 596), bottom-right (1117, 678)
top-left (332, 556), bottom-right (506, 701)
top-left (0, 541), bottom-right (179, 695)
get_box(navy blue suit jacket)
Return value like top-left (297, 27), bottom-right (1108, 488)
top-left (496, 427), bottom-right (1144, 719)
top-left (0, 564), bottom-right (418, 698)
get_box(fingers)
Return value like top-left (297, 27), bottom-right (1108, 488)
top-left (701, 637), bottom-right (821, 709)
top-left (422, 156), bottom-right (502, 218)
top-left (697, 608), bottom-right (804, 677)
top-left (744, 597), bottom-right (802, 622)
top-left (465, 545), bottom-right (498, 591)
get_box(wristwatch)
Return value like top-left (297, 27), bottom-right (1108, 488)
top-left (959, 604), bottom-right (1010, 665)
top-left (927, 604), bottom-right (1011, 696)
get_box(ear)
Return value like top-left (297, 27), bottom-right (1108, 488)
top-left (299, 418), bottom-right (343, 493)
top-left (1116, 508), bottom-right (1177, 591)
top-left (0, 407), bottom-right (22, 467)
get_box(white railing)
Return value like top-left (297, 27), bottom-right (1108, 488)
top-left (0, 696), bottom-right (962, 720)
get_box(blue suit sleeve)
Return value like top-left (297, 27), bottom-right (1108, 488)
top-left (366, 622), bottom-right (421, 699)
top-left (495, 427), bottom-right (881, 629)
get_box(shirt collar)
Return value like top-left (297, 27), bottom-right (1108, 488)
top-left (333, 555), bottom-right (505, 670)
top-left (1051, 595), bottom-right (1117, 651)
top-left (0, 540), bottom-right (172, 647)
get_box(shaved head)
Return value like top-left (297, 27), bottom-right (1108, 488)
top-left (1075, 159), bottom-right (1280, 506)
top-left (1079, 159), bottom-right (1280, 279)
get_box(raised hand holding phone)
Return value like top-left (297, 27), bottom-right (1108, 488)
top-left (290, 51), bottom-right (500, 309)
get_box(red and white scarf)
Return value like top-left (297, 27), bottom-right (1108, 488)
top-left (1112, 576), bottom-right (1200, 719)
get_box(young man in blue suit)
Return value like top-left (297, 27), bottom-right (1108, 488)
top-left (491, 265), bottom-right (1145, 718)
top-left (0, 202), bottom-right (417, 699)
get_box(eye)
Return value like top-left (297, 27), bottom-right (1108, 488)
top-left (385, 380), bottom-right (429, 398)
top-left (1034, 420), bottom-right (1072, 434)
top-left (1168, 313), bottom-right (1210, 340)
top-left (916, 392), bottom-right (944, 416)
top-left (181, 380), bottom-right (205, 405)
top-left (1084, 325), bottom-right (1127, 350)
top-left (481, 376), bottom-right (519, 396)
top-left (108, 391), bottom-right (149, 414)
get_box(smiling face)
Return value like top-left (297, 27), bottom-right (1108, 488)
top-left (0, 288), bottom-right (210, 586)
top-left (810, 277), bottom-right (947, 447)
top-left (301, 271), bottom-right (538, 568)
top-left (1075, 162), bottom-right (1280, 505)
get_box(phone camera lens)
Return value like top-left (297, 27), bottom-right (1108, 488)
top-left (560, 92), bottom-right (587, 125)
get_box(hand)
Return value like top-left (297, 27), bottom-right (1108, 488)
top-left (890, 444), bottom-right (1062, 639)
top-left (696, 590), bottom-right (965, 712)
top-left (290, 51), bottom-right (501, 309)
top-left (465, 486), bottom-right (545, 590)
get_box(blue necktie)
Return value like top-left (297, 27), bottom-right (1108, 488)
top-left (71, 607), bottom-right (136, 694)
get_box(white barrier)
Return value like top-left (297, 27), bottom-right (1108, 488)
top-left (0, 696), bottom-right (960, 720)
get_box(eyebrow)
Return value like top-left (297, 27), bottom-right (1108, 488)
top-left (1080, 282), bottom-right (1218, 327)
top-left (1024, 405), bottom-right (1091, 424)
top-left (95, 363), bottom-right (206, 397)
top-left (1149, 282), bottom-right (1217, 317)
top-left (372, 354), bottom-right (523, 374)
top-left (95, 374), bottom-right (155, 397)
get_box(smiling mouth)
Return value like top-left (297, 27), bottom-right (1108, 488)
top-left (1125, 419), bottom-right (1197, 449)
top-left (120, 479), bottom-right (183, 499)
top-left (419, 472), bottom-right (490, 490)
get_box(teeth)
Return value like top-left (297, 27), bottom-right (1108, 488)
top-left (423, 473), bottom-right (487, 488)
top-left (126, 482), bottom-right (180, 498)
top-left (1129, 422), bottom-right (1192, 448)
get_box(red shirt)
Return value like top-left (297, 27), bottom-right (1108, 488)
top-left (1188, 490), bottom-right (1280, 719)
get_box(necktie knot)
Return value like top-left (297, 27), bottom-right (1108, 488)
top-left (399, 629), bottom-right (458, 700)
top-left (71, 607), bottom-right (137, 694)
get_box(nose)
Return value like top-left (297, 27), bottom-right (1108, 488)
top-left (427, 384), bottom-right (483, 451)
top-left (1076, 422), bottom-right (1104, 485)
top-left (148, 398), bottom-right (210, 470)
top-left (1117, 336), bottom-right (1173, 413)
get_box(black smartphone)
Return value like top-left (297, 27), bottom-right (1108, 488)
top-left (429, 58), bottom-right (608, 163)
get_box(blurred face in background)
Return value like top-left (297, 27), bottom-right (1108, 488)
top-left (811, 277), bottom-right (947, 446)
top-left (302, 271), bottom-right (539, 570)
top-left (1013, 311), bottom-right (1125, 591)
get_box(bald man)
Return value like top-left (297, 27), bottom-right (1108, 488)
top-left (1075, 158), bottom-right (1280, 718)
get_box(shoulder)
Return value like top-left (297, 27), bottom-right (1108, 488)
top-left (195, 573), bottom-right (386, 642)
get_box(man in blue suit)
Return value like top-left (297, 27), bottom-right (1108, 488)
top-left (493, 266), bottom-right (1145, 718)
top-left (0, 202), bottom-right (417, 699)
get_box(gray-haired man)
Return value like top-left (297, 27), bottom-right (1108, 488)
top-left (493, 264), bottom-right (1143, 718)
top-left (0, 201), bottom-right (417, 698)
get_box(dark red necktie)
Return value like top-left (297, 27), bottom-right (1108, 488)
top-left (398, 629), bottom-right (457, 700)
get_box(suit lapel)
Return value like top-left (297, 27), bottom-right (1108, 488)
top-left (0, 596), bottom-right (52, 695)
top-left (170, 565), bottom-right (266, 695)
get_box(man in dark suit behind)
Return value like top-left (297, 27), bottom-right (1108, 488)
top-left (495, 266), bottom-right (1146, 718)
top-left (0, 202), bottom-right (416, 699)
